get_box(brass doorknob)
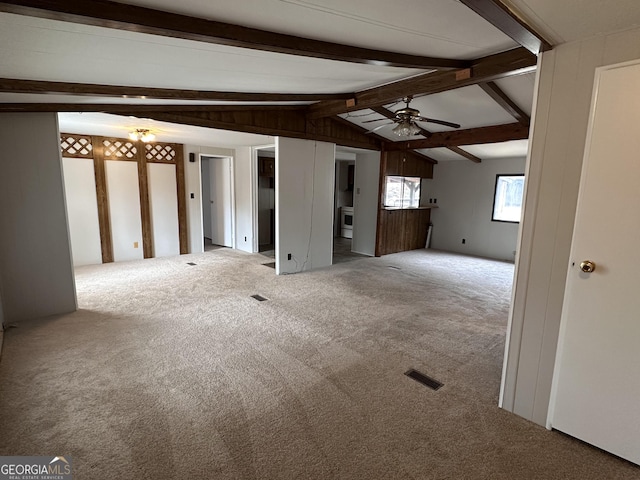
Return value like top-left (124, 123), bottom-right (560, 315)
top-left (580, 260), bottom-right (596, 273)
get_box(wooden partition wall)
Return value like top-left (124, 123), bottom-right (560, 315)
top-left (375, 150), bottom-right (434, 256)
top-left (60, 133), bottom-right (187, 263)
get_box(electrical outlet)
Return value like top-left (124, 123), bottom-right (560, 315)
top-left (244, 236), bottom-right (247, 242)
top-left (134, 241), bottom-right (139, 248)
top-left (190, 193), bottom-right (195, 199)
top-left (462, 239), bottom-right (466, 244)
top-left (288, 253), bottom-right (292, 260)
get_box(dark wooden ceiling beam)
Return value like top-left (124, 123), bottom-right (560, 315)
top-left (446, 145), bottom-right (482, 163)
top-left (384, 122), bottom-right (528, 150)
top-left (0, 99), bottom-right (382, 149)
top-left (114, 109), bottom-right (382, 151)
top-left (0, 103), bottom-right (309, 113)
top-left (459, 0), bottom-right (552, 54)
top-left (307, 47), bottom-right (537, 119)
top-left (371, 105), bottom-right (481, 163)
top-left (0, 78), bottom-right (351, 102)
top-left (479, 81), bottom-right (530, 125)
top-left (0, 0), bottom-right (468, 70)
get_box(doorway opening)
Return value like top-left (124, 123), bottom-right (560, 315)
top-left (201, 155), bottom-right (234, 250)
top-left (333, 158), bottom-right (364, 264)
top-left (256, 148), bottom-right (275, 257)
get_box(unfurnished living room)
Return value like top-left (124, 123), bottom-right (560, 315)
top-left (1, 1), bottom-right (640, 479)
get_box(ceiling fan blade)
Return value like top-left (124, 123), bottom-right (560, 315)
top-left (366, 123), bottom-right (392, 133)
top-left (362, 118), bottom-right (391, 124)
top-left (416, 117), bottom-right (461, 129)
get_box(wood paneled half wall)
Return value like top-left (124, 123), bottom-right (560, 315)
top-left (376, 150), bottom-right (434, 256)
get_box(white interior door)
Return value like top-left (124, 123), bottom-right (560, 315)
top-left (549, 60), bottom-right (640, 465)
top-left (208, 156), bottom-right (233, 248)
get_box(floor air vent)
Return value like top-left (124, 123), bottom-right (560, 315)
top-left (251, 294), bottom-right (268, 302)
top-left (405, 369), bottom-right (443, 390)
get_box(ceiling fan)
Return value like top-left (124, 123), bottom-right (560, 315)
top-left (363, 96), bottom-right (461, 137)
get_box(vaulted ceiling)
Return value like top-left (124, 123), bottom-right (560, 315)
top-left (1, 1), bottom-right (639, 160)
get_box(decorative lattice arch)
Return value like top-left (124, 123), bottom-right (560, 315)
top-left (60, 135), bottom-right (178, 164)
top-left (145, 143), bottom-right (177, 163)
top-left (102, 139), bottom-right (138, 160)
top-left (60, 134), bottom-right (93, 158)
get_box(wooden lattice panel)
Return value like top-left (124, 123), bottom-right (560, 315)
top-left (145, 143), bottom-right (176, 163)
top-left (102, 139), bottom-right (138, 160)
top-left (60, 134), bottom-right (93, 158)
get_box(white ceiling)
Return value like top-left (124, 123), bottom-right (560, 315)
top-left (4, 1), bottom-right (640, 161)
top-left (114, 0), bottom-right (517, 59)
top-left (58, 112), bottom-right (273, 148)
top-left (463, 139), bottom-right (529, 158)
top-left (506, 0), bottom-right (640, 44)
top-left (493, 73), bottom-right (537, 116)
top-left (0, 12), bottom-right (425, 94)
top-left (387, 84), bottom-right (515, 131)
top-left (419, 139), bottom-right (529, 162)
top-left (340, 72), bottom-right (535, 145)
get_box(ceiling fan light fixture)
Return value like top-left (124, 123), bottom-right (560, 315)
top-left (392, 120), bottom-right (421, 137)
top-left (129, 128), bottom-right (156, 143)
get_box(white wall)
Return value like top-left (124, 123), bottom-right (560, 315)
top-left (148, 163), bottom-right (180, 258)
top-left (501, 26), bottom-right (640, 426)
top-left (352, 152), bottom-right (380, 256)
top-left (0, 113), bottom-right (76, 322)
top-left (62, 157), bottom-right (102, 266)
top-left (430, 157), bottom-right (526, 261)
top-left (184, 146), bottom-right (204, 253)
top-left (234, 147), bottom-right (254, 253)
top-left (276, 138), bottom-right (335, 274)
top-left (105, 160), bottom-right (144, 262)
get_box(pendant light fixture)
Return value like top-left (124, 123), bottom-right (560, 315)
top-left (128, 129), bottom-right (156, 143)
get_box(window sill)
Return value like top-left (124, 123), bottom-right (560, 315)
top-left (382, 205), bottom-right (438, 210)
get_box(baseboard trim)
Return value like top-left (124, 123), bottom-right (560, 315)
top-left (350, 250), bottom-right (374, 257)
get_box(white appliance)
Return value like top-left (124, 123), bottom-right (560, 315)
top-left (341, 206), bottom-right (354, 238)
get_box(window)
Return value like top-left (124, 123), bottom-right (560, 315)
top-left (384, 176), bottom-right (421, 208)
top-left (492, 174), bottom-right (524, 223)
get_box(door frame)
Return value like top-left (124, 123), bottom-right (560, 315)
top-left (201, 154), bottom-right (236, 249)
top-left (252, 144), bottom-right (276, 254)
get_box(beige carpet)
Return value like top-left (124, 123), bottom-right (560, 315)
top-left (0, 249), bottom-right (637, 479)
